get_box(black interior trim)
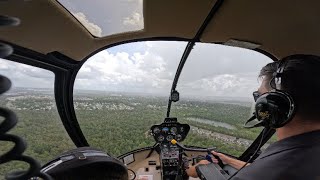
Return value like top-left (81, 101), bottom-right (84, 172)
top-left (1, 41), bottom-right (77, 72)
top-left (239, 128), bottom-right (276, 161)
top-left (54, 70), bottom-right (89, 146)
top-left (1, 42), bottom-right (89, 146)
top-left (254, 48), bottom-right (279, 62)
top-left (118, 146), bottom-right (154, 159)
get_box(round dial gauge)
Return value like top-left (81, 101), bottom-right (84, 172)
top-left (170, 127), bottom-right (177, 134)
top-left (162, 127), bottom-right (169, 132)
top-left (166, 135), bottom-right (173, 141)
top-left (153, 127), bottom-right (160, 134)
top-left (158, 135), bottom-right (164, 142)
top-left (176, 134), bottom-right (182, 141)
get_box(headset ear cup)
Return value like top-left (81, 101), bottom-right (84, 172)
top-left (255, 91), bottom-right (295, 128)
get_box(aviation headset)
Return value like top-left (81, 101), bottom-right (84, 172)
top-left (41, 147), bottom-right (128, 179)
top-left (254, 57), bottom-right (296, 128)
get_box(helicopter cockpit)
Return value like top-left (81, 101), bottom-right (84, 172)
top-left (70, 41), bottom-right (272, 180)
top-left (0, 0), bottom-right (320, 180)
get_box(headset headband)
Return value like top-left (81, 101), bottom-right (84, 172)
top-left (41, 149), bottom-right (110, 173)
top-left (271, 59), bottom-right (288, 90)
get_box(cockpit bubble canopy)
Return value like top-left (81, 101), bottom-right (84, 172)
top-left (57, 0), bottom-right (144, 37)
top-left (73, 41), bottom-right (271, 157)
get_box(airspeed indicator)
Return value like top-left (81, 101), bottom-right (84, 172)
top-left (170, 127), bottom-right (177, 134)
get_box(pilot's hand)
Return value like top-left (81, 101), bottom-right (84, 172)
top-left (211, 151), bottom-right (233, 165)
top-left (211, 151), bottom-right (249, 170)
top-left (186, 160), bottom-right (210, 178)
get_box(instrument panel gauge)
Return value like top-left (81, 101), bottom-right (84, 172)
top-left (162, 127), bottom-right (169, 132)
top-left (166, 135), bottom-right (173, 141)
top-left (158, 135), bottom-right (164, 142)
top-left (176, 134), bottom-right (182, 141)
top-left (153, 127), bottom-right (160, 134)
top-left (170, 127), bottom-right (177, 134)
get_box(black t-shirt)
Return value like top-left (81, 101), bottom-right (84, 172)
top-left (233, 130), bottom-right (320, 180)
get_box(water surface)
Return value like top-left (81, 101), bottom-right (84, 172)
top-left (186, 117), bottom-right (236, 130)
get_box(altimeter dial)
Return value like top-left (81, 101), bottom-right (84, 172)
top-left (170, 127), bottom-right (177, 134)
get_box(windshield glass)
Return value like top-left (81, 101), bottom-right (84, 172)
top-left (57, 0), bottom-right (144, 37)
top-left (74, 41), bottom-right (272, 157)
top-left (169, 43), bottom-right (271, 156)
top-left (0, 59), bottom-right (75, 178)
top-left (74, 41), bottom-right (186, 156)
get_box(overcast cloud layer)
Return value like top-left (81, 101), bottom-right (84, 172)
top-left (74, 41), bottom-right (271, 98)
top-left (58, 0), bottom-right (144, 37)
top-left (0, 60), bottom-right (54, 89)
top-left (0, 41), bottom-right (271, 99)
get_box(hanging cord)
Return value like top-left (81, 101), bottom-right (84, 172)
top-left (0, 102), bottom-right (53, 180)
top-left (226, 128), bottom-right (266, 180)
top-left (0, 14), bottom-right (52, 180)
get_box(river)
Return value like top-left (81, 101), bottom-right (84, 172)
top-left (186, 117), bottom-right (236, 130)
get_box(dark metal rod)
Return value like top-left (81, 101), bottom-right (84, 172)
top-left (166, 0), bottom-right (224, 117)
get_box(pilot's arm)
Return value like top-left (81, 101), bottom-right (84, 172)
top-left (211, 151), bottom-right (249, 170)
top-left (186, 160), bottom-right (211, 178)
top-left (186, 151), bottom-right (249, 178)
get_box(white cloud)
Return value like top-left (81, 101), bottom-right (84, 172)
top-left (127, 0), bottom-right (143, 3)
top-left (58, 0), bottom-right (144, 36)
top-left (1, 41), bottom-right (271, 98)
top-left (179, 73), bottom-right (259, 98)
top-left (0, 59), bottom-right (54, 89)
top-left (73, 12), bottom-right (102, 37)
top-left (73, 41), bottom-right (271, 98)
top-left (0, 63), bottom-right (9, 70)
top-left (75, 46), bottom-right (173, 94)
top-left (123, 12), bottom-right (144, 29)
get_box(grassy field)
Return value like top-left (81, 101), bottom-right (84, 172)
top-left (0, 89), bottom-right (264, 178)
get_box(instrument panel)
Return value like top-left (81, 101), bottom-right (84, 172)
top-left (150, 119), bottom-right (190, 143)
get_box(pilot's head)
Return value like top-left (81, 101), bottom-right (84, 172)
top-left (255, 54), bottom-right (320, 134)
top-left (41, 147), bottom-right (128, 180)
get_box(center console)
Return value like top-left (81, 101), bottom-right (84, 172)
top-left (150, 117), bottom-right (190, 179)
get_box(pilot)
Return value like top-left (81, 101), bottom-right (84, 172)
top-left (40, 147), bottom-right (128, 180)
top-left (186, 54), bottom-right (320, 179)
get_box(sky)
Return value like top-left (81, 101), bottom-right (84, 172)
top-left (0, 0), bottom-right (272, 99)
top-left (0, 41), bottom-right (271, 99)
top-left (0, 41), bottom-right (271, 97)
top-left (0, 61), bottom-right (55, 89)
top-left (74, 41), bottom-right (271, 98)
top-left (57, 0), bottom-right (144, 37)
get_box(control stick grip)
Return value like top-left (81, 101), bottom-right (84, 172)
top-left (209, 152), bottom-right (225, 168)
